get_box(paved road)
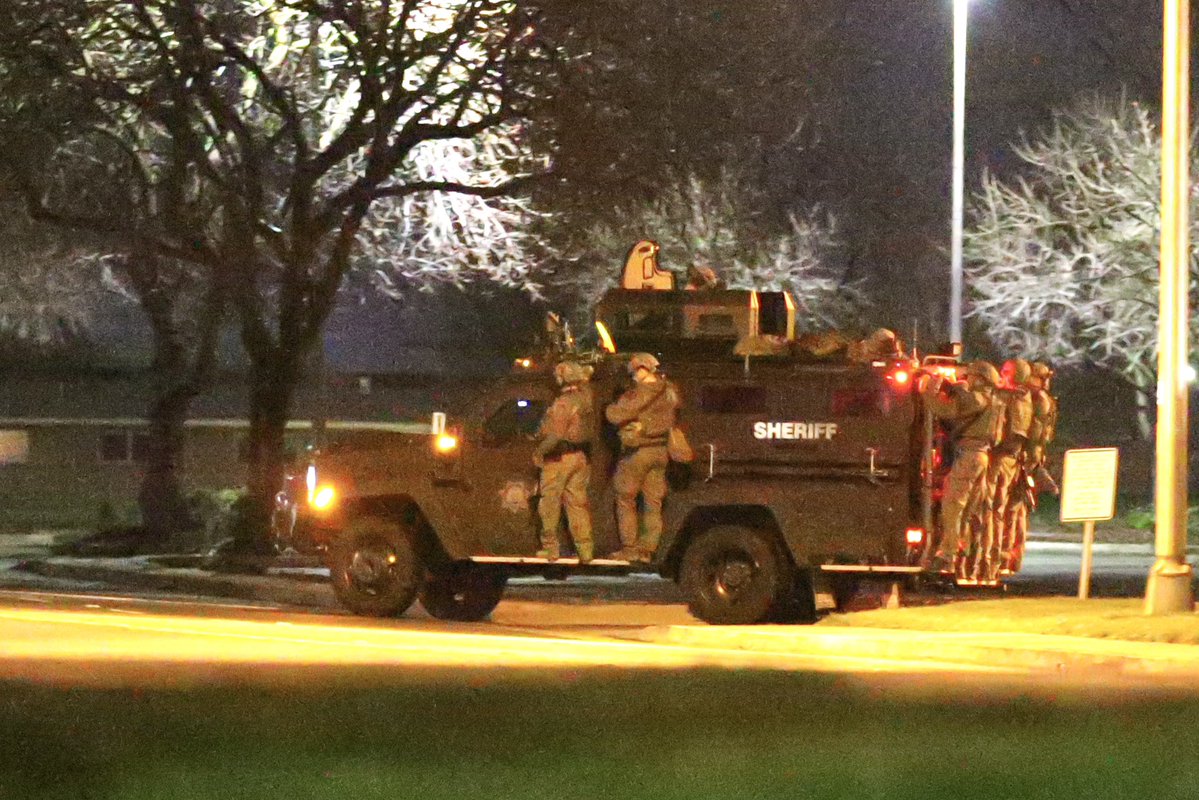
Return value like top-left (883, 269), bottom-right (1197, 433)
top-left (0, 588), bottom-right (1033, 687)
top-left (1008, 537), bottom-right (1199, 596)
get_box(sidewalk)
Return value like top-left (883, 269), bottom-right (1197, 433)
top-left (8, 554), bottom-right (340, 609)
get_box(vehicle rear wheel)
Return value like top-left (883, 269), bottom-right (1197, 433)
top-left (330, 516), bottom-right (422, 617)
top-left (681, 525), bottom-right (789, 625)
top-left (420, 566), bottom-right (508, 622)
top-left (829, 575), bottom-right (860, 613)
top-left (769, 568), bottom-right (818, 624)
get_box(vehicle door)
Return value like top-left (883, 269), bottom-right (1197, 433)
top-left (457, 385), bottom-right (552, 555)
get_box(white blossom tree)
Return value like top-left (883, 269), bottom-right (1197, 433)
top-left (0, 0), bottom-right (558, 555)
top-left (964, 94), bottom-right (1192, 437)
top-left (0, 199), bottom-right (102, 345)
top-left (360, 131), bottom-right (547, 299)
top-left (555, 168), bottom-right (861, 331)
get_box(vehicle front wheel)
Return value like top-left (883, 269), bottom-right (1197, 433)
top-left (680, 525), bottom-right (789, 625)
top-left (329, 516), bottom-right (422, 617)
top-left (420, 567), bottom-right (508, 622)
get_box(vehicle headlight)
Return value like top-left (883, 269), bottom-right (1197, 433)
top-left (310, 485), bottom-right (337, 511)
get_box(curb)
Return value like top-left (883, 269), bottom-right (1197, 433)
top-left (12, 558), bottom-right (340, 610)
top-left (639, 625), bottom-right (1199, 676)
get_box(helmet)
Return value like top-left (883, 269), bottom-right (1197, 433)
top-left (554, 361), bottom-right (591, 386)
top-left (1031, 362), bottom-right (1053, 379)
top-left (966, 360), bottom-right (1001, 387)
top-left (627, 352), bottom-right (660, 374)
top-left (1002, 358), bottom-right (1032, 386)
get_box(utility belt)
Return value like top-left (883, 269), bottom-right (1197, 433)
top-left (542, 441), bottom-right (591, 462)
top-left (619, 432), bottom-right (668, 453)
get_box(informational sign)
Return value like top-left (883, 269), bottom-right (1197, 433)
top-left (1060, 448), bottom-right (1119, 522)
top-left (430, 412), bottom-right (447, 436)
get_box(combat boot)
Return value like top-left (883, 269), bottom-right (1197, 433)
top-left (610, 547), bottom-right (640, 562)
top-left (632, 547), bottom-right (655, 564)
top-left (927, 551), bottom-right (955, 575)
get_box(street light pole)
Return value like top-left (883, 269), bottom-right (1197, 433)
top-left (949, 0), bottom-right (969, 344)
top-left (1145, 0), bottom-right (1195, 615)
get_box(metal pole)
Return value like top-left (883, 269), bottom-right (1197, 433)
top-left (949, 0), bottom-right (968, 344)
top-left (1145, 0), bottom-right (1195, 615)
top-left (1078, 520), bottom-right (1095, 600)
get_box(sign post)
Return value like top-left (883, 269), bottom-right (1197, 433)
top-left (1060, 448), bottom-right (1119, 600)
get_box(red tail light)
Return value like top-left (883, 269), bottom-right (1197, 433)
top-left (905, 528), bottom-right (925, 547)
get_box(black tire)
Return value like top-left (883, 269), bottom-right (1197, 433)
top-left (680, 525), bottom-right (789, 625)
top-left (329, 516), bottom-right (422, 617)
top-left (420, 567), bottom-right (508, 622)
top-left (828, 575), bottom-right (860, 613)
top-left (768, 568), bottom-right (819, 624)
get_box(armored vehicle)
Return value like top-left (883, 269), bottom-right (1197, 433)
top-left (282, 277), bottom-right (982, 625)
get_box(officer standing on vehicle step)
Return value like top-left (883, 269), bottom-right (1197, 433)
top-left (979, 358), bottom-right (1033, 580)
top-left (1027, 362), bottom-right (1060, 495)
top-left (605, 353), bottom-right (681, 563)
top-left (534, 361), bottom-right (596, 562)
top-left (922, 360), bottom-right (1005, 575)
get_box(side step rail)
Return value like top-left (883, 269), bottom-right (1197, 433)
top-left (470, 556), bottom-right (633, 566)
top-left (819, 565), bottom-right (924, 574)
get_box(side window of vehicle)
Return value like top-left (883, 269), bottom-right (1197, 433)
top-left (617, 307), bottom-right (680, 337)
top-left (699, 385), bottom-right (768, 414)
top-left (831, 385), bottom-right (892, 417)
top-left (483, 398), bottom-right (547, 445)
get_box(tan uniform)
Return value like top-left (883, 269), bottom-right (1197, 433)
top-left (1028, 388), bottom-right (1057, 466)
top-left (605, 379), bottom-right (682, 556)
top-left (925, 381), bottom-right (1003, 561)
top-left (535, 385), bottom-right (595, 560)
top-left (981, 387), bottom-right (1033, 578)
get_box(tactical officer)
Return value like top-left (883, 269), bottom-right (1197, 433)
top-left (534, 360), bottom-right (596, 562)
top-left (922, 360), bottom-right (1005, 575)
top-left (605, 353), bottom-right (682, 563)
top-left (1027, 362), bottom-right (1059, 495)
top-left (978, 358), bottom-right (1034, 580)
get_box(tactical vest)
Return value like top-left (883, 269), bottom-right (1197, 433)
top-left (995, 387), bottom-right (1034, 455)
top-left (1029, 388), bottom-right (1056, 447)
top-left (957, 387), bottom-right (1005, 447)
top-left (561, 386), bottom-right (596, 444)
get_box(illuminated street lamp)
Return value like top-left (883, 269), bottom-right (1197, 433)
top-left (1146, 0), bottom-right (1195, 614)
top-left (948, 0), bottom-right (971, 344)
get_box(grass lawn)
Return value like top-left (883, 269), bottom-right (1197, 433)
top-left (3, 667), bottom-right (1199, 800)
top-left (823, 597), bottom-right (1199, 644)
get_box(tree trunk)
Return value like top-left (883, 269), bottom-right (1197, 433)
top-left (1135, 379), bottom-right (1153, 440)
top-left (138, 387), bottom-right (194, 545)
top-left (231, 360), bottom-right (302, 553)
top-left (129, 255), bottom-right (224, 547)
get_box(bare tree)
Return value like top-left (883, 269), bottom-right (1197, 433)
top-left (964, 93), bottom-right (1193, 437)
top-left (554, 168), bottom-right (862, 331)
top-left (0, 0), bottom-right (556, 560)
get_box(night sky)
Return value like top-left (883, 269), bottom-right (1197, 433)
top-left (55, 2), bottom-right (1180, 370)
top-left (808, 1), bottom-right (1164, 336)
